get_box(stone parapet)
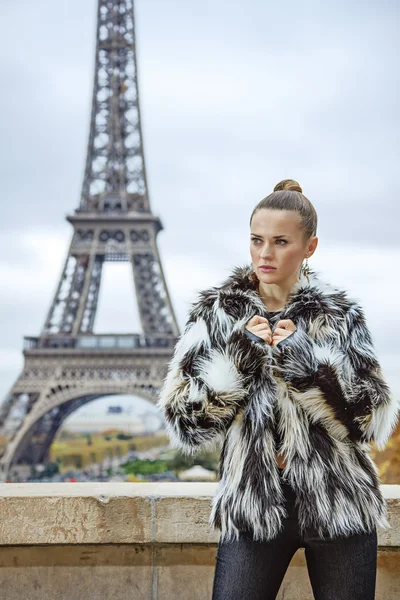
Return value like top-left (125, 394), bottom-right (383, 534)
top-left (0, 482), bottom-right (399, 599)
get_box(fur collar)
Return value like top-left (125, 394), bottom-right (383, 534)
top-left (202, 262), bottom-right (352, 326)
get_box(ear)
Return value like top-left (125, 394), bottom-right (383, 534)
top-left (306, 236), bottom-right (318, 258)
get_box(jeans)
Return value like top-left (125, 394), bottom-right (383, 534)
top-left (211, 470), bottom-right (378, 600)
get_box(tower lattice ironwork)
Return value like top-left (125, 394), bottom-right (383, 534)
top-left (0, 0), bottom-right (179, 481)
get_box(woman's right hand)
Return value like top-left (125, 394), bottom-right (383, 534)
top-left (245, 315), bottom-right (272, 344)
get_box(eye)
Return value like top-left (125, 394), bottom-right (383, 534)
top-left (251, 239), bottom-right (287, 245)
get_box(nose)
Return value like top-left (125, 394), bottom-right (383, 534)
top-left (260, 244), bottom-right (274, 259)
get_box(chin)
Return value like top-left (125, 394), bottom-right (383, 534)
top-left (259, 271), bottom-right (278, 278)
top-left (259, 271), bottom-right (283, 283)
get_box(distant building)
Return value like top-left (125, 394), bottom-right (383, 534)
top-left (178, 465), bottom-right (217, 481)
top-left (61, 410), bottom-right (163, 435)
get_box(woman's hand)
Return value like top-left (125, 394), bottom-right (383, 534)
top-left (245, 316), bottom-right (297, 346)
top-left (245, 315), bottom-right (273, 344)
top-left (271, 319), bottom-right (297, 347)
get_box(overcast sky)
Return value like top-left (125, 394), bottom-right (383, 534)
top-left (0, 0), bottom-right (399, 418)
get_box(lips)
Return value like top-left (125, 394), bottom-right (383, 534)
top-left (260, 266), bottom-right (276, 270)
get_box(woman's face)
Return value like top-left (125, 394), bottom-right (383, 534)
top-left (250, 208), bottom-right (316, 284)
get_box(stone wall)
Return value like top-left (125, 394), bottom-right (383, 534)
top-left (0, 482), bottom-right (399, 599)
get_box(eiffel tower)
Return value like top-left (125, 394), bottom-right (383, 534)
top-left (0, 0), bottom-right (180, 481)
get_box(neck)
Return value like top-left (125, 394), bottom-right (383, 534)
top-left (257, 286), bottom-right (285, 311)
top-left (256, 270), bottom-right (301, 311)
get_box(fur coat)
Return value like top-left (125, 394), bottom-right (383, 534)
top-left (156, 264), bottom-right (399, 542)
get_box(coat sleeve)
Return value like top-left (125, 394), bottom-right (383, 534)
top-left (156, 297), bottom-right (273, 455)
top-left (273, 305), bottom-right (399, 450)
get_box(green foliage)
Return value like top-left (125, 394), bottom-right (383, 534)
top-left (165, 450), bottom-right (219, 474)
top-left (123, 458), bottom-right (168, 475)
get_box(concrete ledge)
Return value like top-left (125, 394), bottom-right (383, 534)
top-left (0, 482), bottom-right (399, 546)
top-left (0, 482), bottom-right (218, 546)
top-left (0, 483), bottom-right (399, 600)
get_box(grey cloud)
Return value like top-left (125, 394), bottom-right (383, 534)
top-left (0, 0), bottom-right (398, 246)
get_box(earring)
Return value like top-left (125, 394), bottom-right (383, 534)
top-left (302, 258), bottom-right (310, 284)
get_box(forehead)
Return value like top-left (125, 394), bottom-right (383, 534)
top-left (251, 209), bottom-right (302, 234)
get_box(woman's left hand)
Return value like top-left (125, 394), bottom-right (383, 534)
top-left (271, 319), bottom-right (297, 347)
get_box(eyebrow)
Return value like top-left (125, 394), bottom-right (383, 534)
top-left (250, 234), bottom-right (291, 239)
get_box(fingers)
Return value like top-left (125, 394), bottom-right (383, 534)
top-left (245, 316), bottom-right (272, 343)
top-left (251, 330), bottom-right (272, 343)
top-left (248, 315), bottom-right (270, 326)
top-left (247, 316), bottom-right (271, 332)
top-left (272, 328), bottom-right (296, 345)
top-left (253, 331), bottom-right (272, 343)
top-left (271, 320), bottom-right (297, 346)
top-left (252, 323), bottom-right (272, 334)
top-left (273, 326), bottom-right (289, 336)
top-left (276, 319), bottom-right (296, 328)
top-left (245, 316), bottom-right (296, 345)
top-left (245, 316), bottom-right (271, 336)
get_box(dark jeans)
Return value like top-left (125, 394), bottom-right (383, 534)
top-left (211, 470), bottom-right (377, 600)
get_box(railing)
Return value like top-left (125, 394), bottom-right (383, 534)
top-left (23, 335), bottom-right (177, 351)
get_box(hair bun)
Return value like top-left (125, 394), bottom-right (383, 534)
top-left (273, 179), bottom-right (302, 193)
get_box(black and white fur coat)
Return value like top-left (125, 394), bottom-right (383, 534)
top-left (157, 264), bottom-right (399, 542)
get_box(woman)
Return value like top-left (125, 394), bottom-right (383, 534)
top-left (156, 179), bottom-right (399, 600)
